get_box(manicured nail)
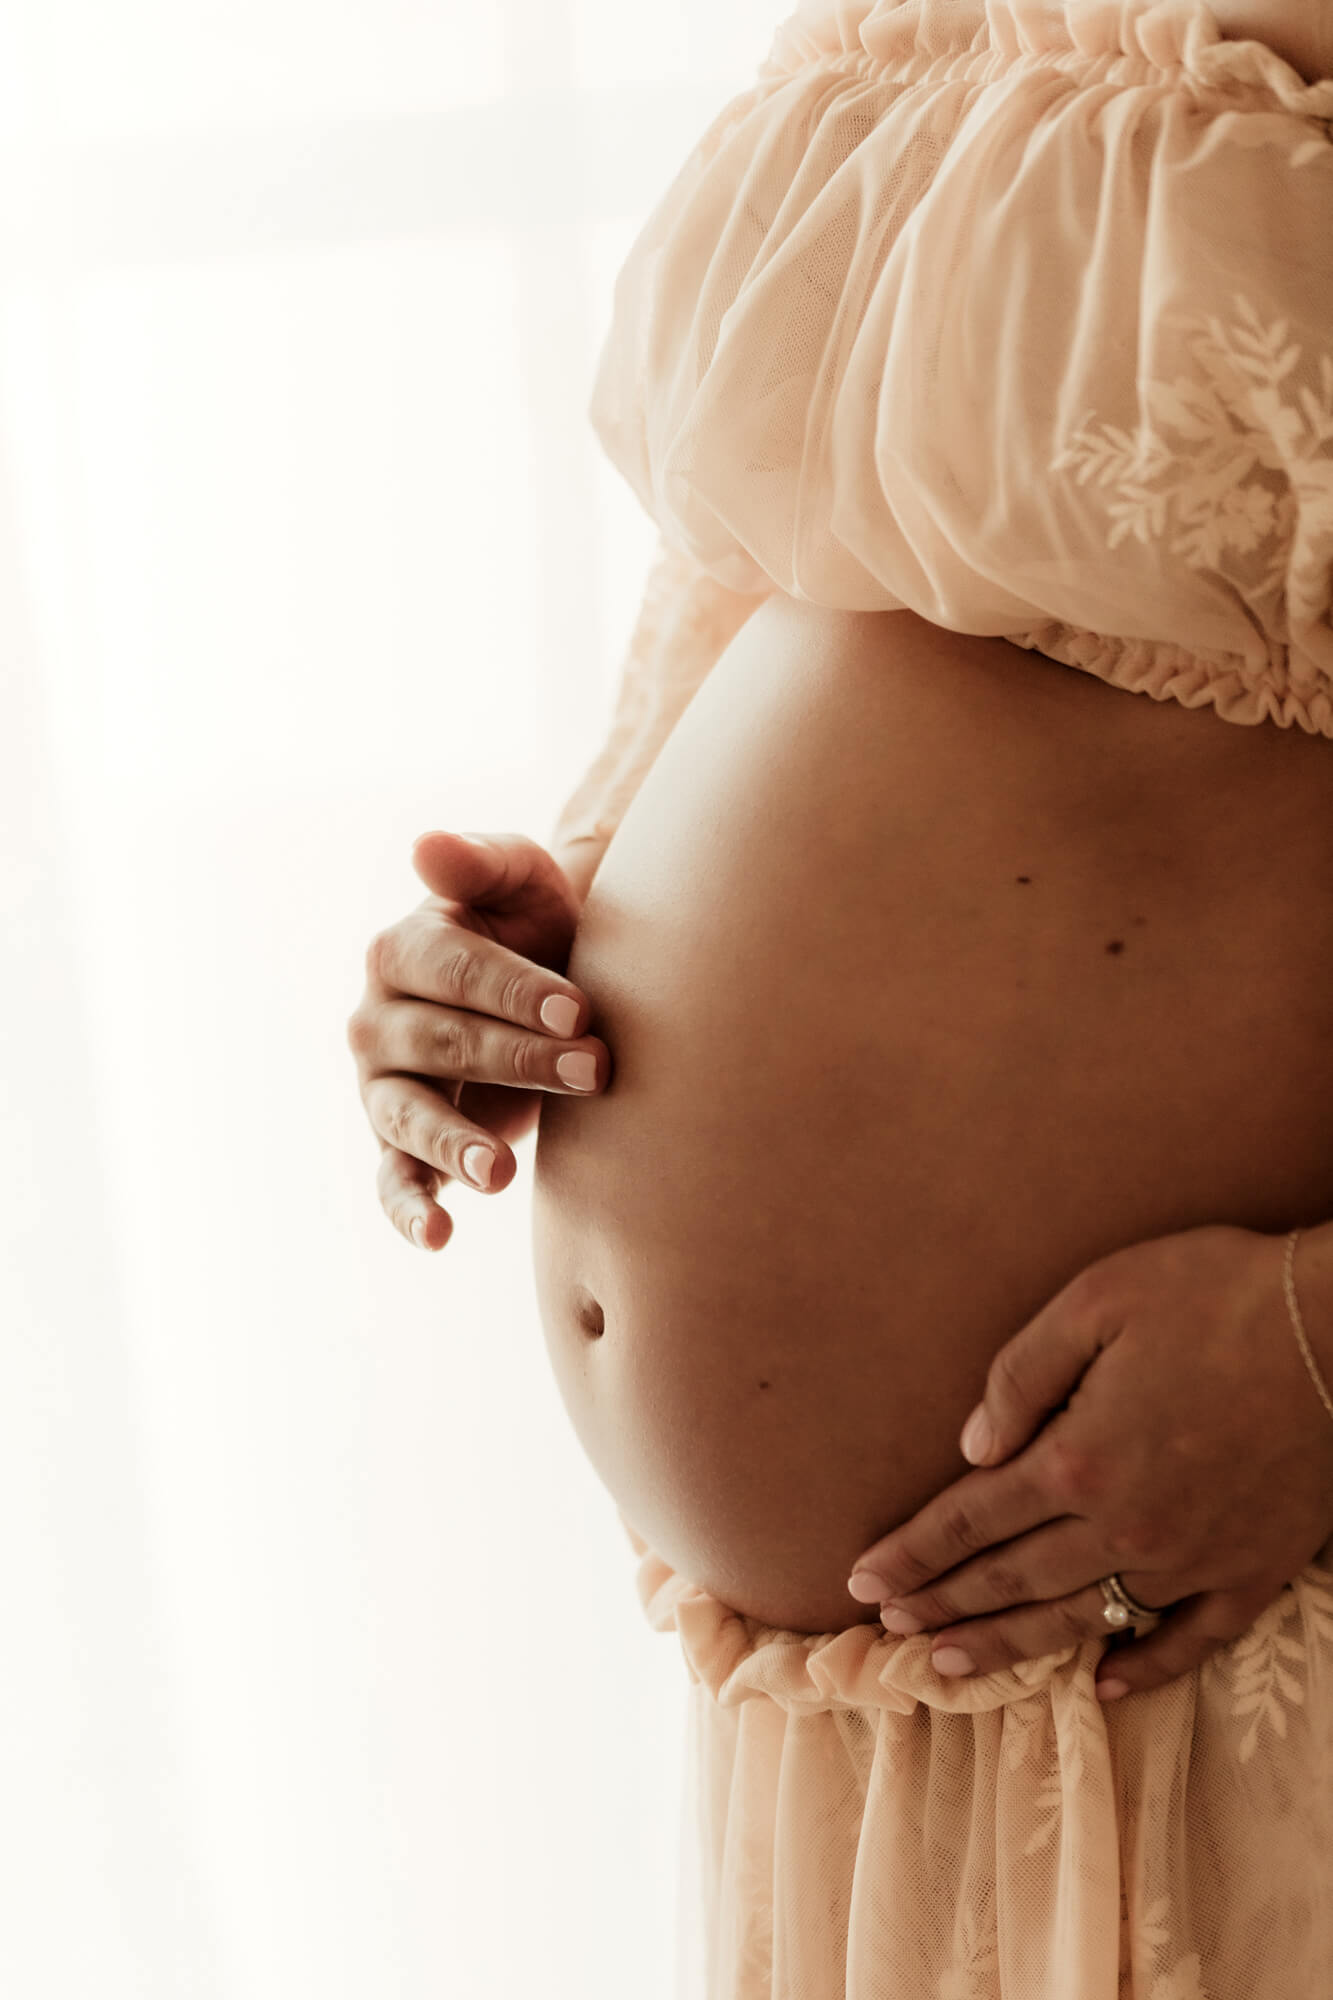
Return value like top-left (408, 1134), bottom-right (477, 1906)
top-left (1096, 1678), bottom-right (1130, 1702)
top-left (557, 1052), bottom-right (597, 1090)
top-left (879, 1606), bottom-right (924, 1635)
top-left (462, 1145), bottom-right (494, 1188)
top-left (847, 1571), bottom-right (888, 1603)
top-left (960, 1406), bottom-right (993, 1462)
top-left (931, 1647), bottom-right (976, 1677)
top-left (541, 994), bottom-right (580, 1037)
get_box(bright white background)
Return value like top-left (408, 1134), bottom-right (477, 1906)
top-left (0, 4), bottom-right (783, 1994)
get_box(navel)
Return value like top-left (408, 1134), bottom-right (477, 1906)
top-left (575, 1290), bottom-right (605, 1339)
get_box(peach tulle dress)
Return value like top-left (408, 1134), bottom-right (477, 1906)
top-left (549, 2), bottom-right (1333, 1992)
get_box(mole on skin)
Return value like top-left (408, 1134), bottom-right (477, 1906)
top-left (575, 891), bottom-right (1149, 1344)
top-left (1017, 873), bottom-right (1146, 955)
top-left (530, 597), bottom-right (1333, 1635)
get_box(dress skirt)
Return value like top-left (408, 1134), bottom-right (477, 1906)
top-left (619, 1512), bottom-right (1333, 1999)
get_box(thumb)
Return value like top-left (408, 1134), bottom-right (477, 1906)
top-left (960, 1265), bottom-right (1115, 1465)
top-left (411, 829), bottom-right (577, 920)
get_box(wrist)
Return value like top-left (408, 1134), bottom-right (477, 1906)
top-left (1291, 1220), bottom-right (1333, 1391)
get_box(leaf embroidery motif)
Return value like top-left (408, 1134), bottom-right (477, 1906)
top-left (1127, 1897), bottom-right (1215, 2000)
top-left (1050, 294), bottom-right (1333, 636)
top-left (994, 1671), bottom-right (1117, 1861)
top-left (1147, 1949), bottom-right (1210, 2000)
top-left (936, 1889), bottom-right (1000, 2000)
top-left (1207, 1589), bottom-right (1307, 1763)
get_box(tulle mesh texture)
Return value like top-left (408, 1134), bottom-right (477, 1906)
top-left (619, 1509), bottom-right (1333, 2000)
top-left (586, 0), bottom-right (1333, 744)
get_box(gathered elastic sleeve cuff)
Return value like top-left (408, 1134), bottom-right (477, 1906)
top-left (582, 0), bottom-right (1333, 735)
top-left (547, 532), bottom-right (774, 855)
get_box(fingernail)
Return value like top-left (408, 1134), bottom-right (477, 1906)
top-left (541, 994), bottom-right (580, 1037)
top-left (847, 1570), bottom-right (888, 1603)
top-left (1096, 1678), bottom-right (1130, 1702)
top-left (879, 1607), bottom-right (924, 1635)
top-left (410, 1216), bottom-right (427, 1247)
top-left (960, 1406), bottom-right (993, 1463)
top-left (557, 1052), bottom-right (597, 1091)
top-left (462, 1145), bottom-right (494, 1188)
top-left (931, 1647), bottom-right (976, 1677)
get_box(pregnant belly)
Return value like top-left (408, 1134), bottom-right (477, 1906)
top-left (530, 598), bottom-right (1333, 1633)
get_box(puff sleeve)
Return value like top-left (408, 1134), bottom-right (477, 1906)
top-left (585, 0), bottom-right (1333, 735)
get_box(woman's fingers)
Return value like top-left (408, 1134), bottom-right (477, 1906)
top-left (366, 904), bottom-right (588, 1041)
top-left (375, 1140), bottom-right (453, 1251)
top-left (353, 829), bottom-right (601, 1252)
top-left (349, 996), bottom-right (607, 1101)
top-left (363, 1072), bottom-right (527, 1199)
top-left (410, 828), bottom-right (581, 931)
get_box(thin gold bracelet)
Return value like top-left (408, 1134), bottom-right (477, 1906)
top-left (1283, 1228), bottom-right (1333, 1425)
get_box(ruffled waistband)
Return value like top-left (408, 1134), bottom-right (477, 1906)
top-left (621, 1510), bottom-right (1333, 1718)
top-left (761, 0), bottom-right (1333, 117)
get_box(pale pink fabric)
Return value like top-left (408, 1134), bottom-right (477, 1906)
top-left (621, 1508), bottom-right (1333, 2000)
top-left (585, 0), bottom-right (1333, 748)
top-left (551, 7), bottom-right (1333, 1993)
top-left (549, 533), bottom-right (773, 852)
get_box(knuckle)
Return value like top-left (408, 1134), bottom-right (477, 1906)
top-left (939, 1497), bottom-right (991, 1561)
top-left (1041, 1433), bottom-right (1100, 1504)
top-left (432, 1012), bottom-right (467, 1072)
top-left (496, 970), bottom-right (530, 1025)
top-left (365, 927), bottom-right (397, 988)
top-left (981, 1556), bottom-right (1029, 1605)
top-left (345, 1010), bottom-right (375, 1057)
top-left (880, 1544), bottom-right (938, 1596)
top-left (438, 938), bottom-right (480, 1006)
top-left (1109, 1513), bottom-right (1166, 1564)
top-left (984, 1627), bottom-right (1026, 1667)
top-left (506, 1036), bottom-right (544, 1087)
top-left (380, 1095), bottom-right (415, 1153)
top-left (374, 1089), bottom-right (442, 1168)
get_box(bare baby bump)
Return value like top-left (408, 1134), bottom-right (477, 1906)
top-left (531, 599), bottom-right (1333, 1633)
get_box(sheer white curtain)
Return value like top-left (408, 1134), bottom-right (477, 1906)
top-left (0, 4), bottom-right (777, 1993)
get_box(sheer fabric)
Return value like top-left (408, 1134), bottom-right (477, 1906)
top-left (554, 4), bottom-right (1333, 1993)
top-left (586, 0), bottom-right (1333, 743)
top-left (549, 532), bottom-right (773, 853)
top-left (621, 1510), bottom-right (1333, 2000)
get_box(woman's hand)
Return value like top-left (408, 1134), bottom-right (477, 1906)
top-left (846, 1224), bottom-right (1333, 1700)
top-left (346, 830), bottom-right (610, 1251)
